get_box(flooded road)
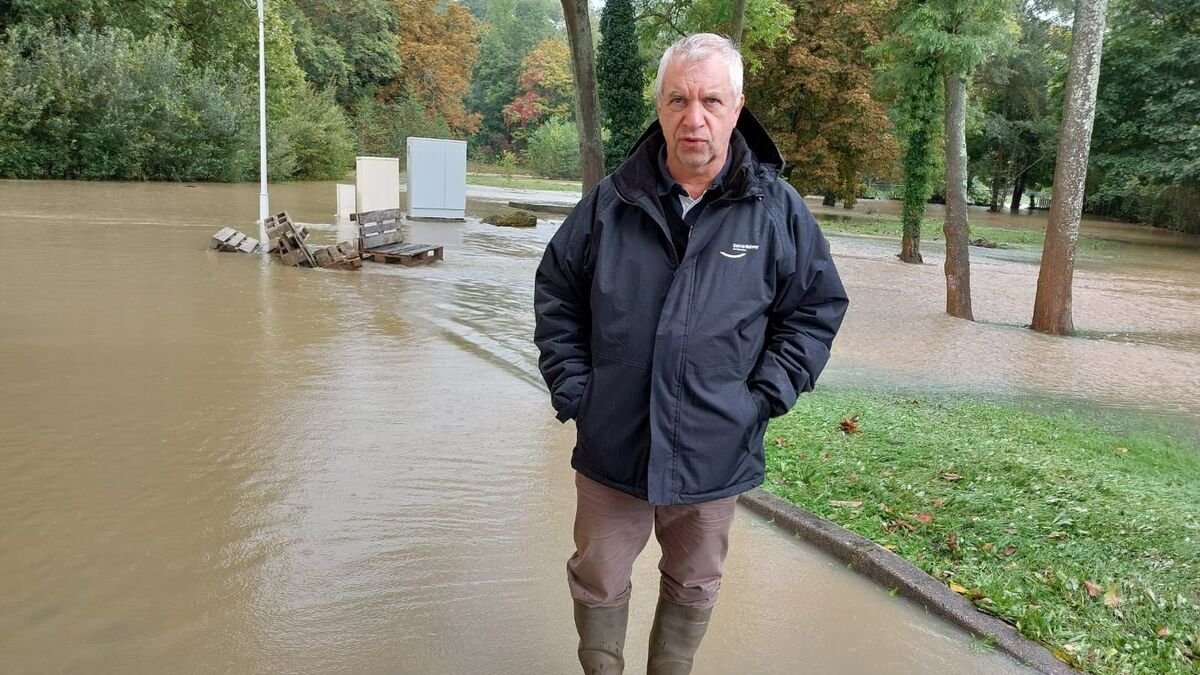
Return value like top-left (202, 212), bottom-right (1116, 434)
top-left (2, 178), bottom-right (1195, 673)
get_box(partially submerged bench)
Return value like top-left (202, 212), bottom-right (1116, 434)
top-left (354, 209), bottom-right (444, 267)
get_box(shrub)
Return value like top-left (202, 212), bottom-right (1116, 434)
top-left (523, 117), bottom-right (580, 180)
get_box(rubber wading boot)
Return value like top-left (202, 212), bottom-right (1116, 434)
top-left (646, 597), bottom-right (713, 675)
top-left (573, 600), bottom-right (628, 674)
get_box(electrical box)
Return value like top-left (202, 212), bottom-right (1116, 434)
top-left (335, 183), bottom-right (356, 220)
top-left (406, 138), bottom-right (467, 220)
top-left (355, 156), bottom-right (401, 214)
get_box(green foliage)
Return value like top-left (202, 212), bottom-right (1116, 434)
top-left (0, 22), bottom-right (352, 181)
top-left (633, 0), bottom-right (794, 77)
top-left (524, 117), bottom-right (581, 180)
top-left (0, 25), bottom-right (254, 180)
top-left (1088, 0), bottom-right (1200, 233)
top-left (352, 95), bottom-right (451, 160)
top-left (284, 0), bottom-right (401, 105)
top-left (598, 0), bottom-right (646, 172)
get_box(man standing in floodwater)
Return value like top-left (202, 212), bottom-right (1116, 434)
top-left (534, 33), bottom-right (848, 673)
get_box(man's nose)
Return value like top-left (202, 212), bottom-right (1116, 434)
top-left (683, 100), bottom-right (705, 129)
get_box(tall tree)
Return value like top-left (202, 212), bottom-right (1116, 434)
top-left (597, 0), bottom-right (646, 173)
top-left (1032, 0), bottom-right (1108, 335)
top-left (749, 0), bottom-right (898, 206)
top-left (634, 0), bottom-right (793, 75)
top-left (561, 0), bottom-right (604, 191)
top-left (502, 38), bottom-right (575, 137)
top-left (387, 0), bottom-right (481, 136)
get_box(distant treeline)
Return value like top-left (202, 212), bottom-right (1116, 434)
top-left (0, 0), bottom-right (1194, 232)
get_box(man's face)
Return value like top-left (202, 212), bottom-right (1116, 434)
top-left (655, 56), bottom-right (745, 175)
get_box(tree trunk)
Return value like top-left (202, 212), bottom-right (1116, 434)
top-left (562, 0), bottom-right (604, 193)
top-left (731, 0), bottom-right (747, 47)
top-left (822, 192), bottom-right (836, 207)
top-left (1010, 169), bottom-right (1027, 212)
top-left (942, 69), bottom-right (973, 320)
top-left (1032, 0), bottom-right (1108, 336)
top-left (989, 143), bottom-right (1004, 212)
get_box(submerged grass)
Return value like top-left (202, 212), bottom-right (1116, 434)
top-left (765, 389), bottom-right (1200, 673)
top-left (465, 173), bottom-right (582, 193)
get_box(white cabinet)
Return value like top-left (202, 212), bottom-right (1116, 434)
top-left (355, 156), bottom-right (401, 213)
top-left (407, 138), bottom-right (466, 220)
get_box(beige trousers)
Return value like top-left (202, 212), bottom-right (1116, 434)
top-left (567, 472), bottom-right (738, 610)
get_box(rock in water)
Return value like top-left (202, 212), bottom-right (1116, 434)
top-left (483, 212), bottom-right (537, 228)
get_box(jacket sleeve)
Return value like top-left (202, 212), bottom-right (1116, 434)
top-left (748, 194), bottom-right (849, 420)
top-left (533, 190), bottom-right (598, 422)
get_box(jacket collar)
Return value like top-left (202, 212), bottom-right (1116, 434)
top-left (612, 107), bottom-right (784, 207)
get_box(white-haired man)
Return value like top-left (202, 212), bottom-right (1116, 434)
top-left (535, 33), bottom-right (848, 673)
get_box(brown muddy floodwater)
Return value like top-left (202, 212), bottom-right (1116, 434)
top-left (1, 179), bottom-right (1195, 674)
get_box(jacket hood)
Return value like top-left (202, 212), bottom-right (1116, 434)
top-left (613, 106), bottom-right (784, 205)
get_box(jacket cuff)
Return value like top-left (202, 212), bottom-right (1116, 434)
top-left (555, 398), bottom-right (581, 423)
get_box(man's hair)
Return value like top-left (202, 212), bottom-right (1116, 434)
top-left (654, 33), bottom-right (744, 100)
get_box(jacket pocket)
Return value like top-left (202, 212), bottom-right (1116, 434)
top-left (676, 365), bottom-right (761, 497)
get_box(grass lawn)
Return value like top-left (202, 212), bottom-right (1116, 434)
top-left (815, 216), bottom-right (1114, 252)
top-left (765, 388), bottom-right (1200, 673)
top-left (465, 172), bottom-right (582, 193)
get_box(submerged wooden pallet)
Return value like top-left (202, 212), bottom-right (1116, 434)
top-left (265, 210), bottom-right (361, 270)
top-left (361, 242), bottom-right (443, 266)
top-left (209, 227), bottom-right (260, 253)
top-left (312, 241), bottom-right (363, 270)
top-left (355, 208), bottom-right (443, 266)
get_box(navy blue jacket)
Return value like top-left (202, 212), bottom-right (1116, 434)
top-left (534, 110), bottom-right (849, 505)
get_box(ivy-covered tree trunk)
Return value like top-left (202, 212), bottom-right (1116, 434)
top-left (942, 69), bottom-right (974, 320)
top-left (597, 0), bottom-right (645, 174)
top-left (899, 65), bottom-right (940, 265)
top-left (561, 0), bottom-right (604, 192)
top-left (1032, 0), bottom-right (1108, 335)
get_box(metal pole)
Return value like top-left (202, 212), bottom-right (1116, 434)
top-left (257, 0), bottom-right (269, 244)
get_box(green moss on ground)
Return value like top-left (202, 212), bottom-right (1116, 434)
top-left (766, 389), bottom-right (1200, 673)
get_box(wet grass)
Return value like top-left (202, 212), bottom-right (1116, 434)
top-left (816, 217), bottom-right (1114, 252)
top-left (765, 388), bottom-right (1200, 674)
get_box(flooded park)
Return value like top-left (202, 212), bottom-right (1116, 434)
top-left (1, 178), bottom-right (1196, 673)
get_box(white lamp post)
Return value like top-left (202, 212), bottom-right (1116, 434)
top-left (257, 0), bottom-right (269, 245)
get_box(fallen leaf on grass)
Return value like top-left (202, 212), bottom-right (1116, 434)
top-left (947, 532), bottom-right (959, 553)
top-left (773, 437), bottom-right (786, 446)
top-left (931, 498), bottom-right (948, 507)
top-left (1104, 585), bottom-right (1122, 608)
top-left (1048, 531), bottom-right (1069, 540)
top-left (830, 500), bottom-right (863, 508)
top-left (912, 512), bottom-right (934, 524)
top-left (879, 503), bottom-right (895, 514)
top-left (981, 542), bottom-right (995, 552)
top-left (1157, 626), bottom-right (1170, 638)
top-left (882, 543), bottom-right (897, 551)
top-left (885, 520), bottom-right (917, 533)
top-left (941, 471), bottom-right (963, 481)
top-left (1116, 447), bottom-right (1128, 455)
top-left (1001, 546), bottom-right (1017, 557)
top-left (1084, 581), bottom-right (1102, 598)
top-left (839, 415), bottom-right (860, 434)
top-left (950, 581), bottom-right (968, 594)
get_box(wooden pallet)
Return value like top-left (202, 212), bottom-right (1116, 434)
top-left (361, 242), bottom-right (444, 266)
top-left (209, 227), bottom-right (261, 253)
top-left (312, 241), bottom-right (363, 270)
top-left (354, 208), bottom-right (444, 266)
top-left (265, 211), bottom-right (317, 268)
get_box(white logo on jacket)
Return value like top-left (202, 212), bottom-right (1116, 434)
top-left (719, 242), bottom-right (759, 259)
